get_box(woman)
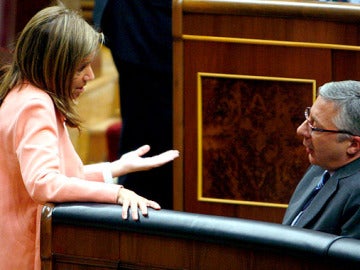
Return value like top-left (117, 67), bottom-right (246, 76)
top-left (0, 3), bottom-right (178, 269)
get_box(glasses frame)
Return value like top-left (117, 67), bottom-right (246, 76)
top-left (304, 107), bottom-right (357, 136)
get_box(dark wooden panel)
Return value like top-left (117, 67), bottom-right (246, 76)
top-left (182, 41), bottom-right (332, 81)
top-left (200, 78), bottom-right (311, 203)
top-left (332, 50), bottom-right (360, 80)
top-left (49, 224), bottom-right (339, 270)
top-left (53, 225), bottom-right (120, 260)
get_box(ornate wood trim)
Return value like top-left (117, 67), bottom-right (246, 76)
top-left (182, 35), bottom-right (360, 51)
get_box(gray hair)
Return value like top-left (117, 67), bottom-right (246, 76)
top-left (319, 80), bottom-right (360, 137)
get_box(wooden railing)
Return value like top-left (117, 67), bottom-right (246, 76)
top-left (41, 203), bottom-right (360, 270)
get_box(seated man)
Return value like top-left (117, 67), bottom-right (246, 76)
top-left (282, 80), bottom-right (360, 239)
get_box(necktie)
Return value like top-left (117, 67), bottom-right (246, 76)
top-left (291, 171), bottom-right (330, 226)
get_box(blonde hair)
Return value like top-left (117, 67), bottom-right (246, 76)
top-left (0, 3), bottom-right (103, 127)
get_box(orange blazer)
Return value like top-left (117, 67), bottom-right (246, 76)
top-left (0, 84), bottom-right (121, 269)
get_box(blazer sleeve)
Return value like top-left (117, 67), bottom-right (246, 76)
top-left (83, 163), bottom-right (111, 182)
top-left (15, 96), bottom-right (120, 204)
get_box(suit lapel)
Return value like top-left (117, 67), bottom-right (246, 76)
top-left (295, 159), bottom-right (360, 227)
top-left (294, 175), bottom-right (337, 227)
top-left (283, 173), bottom-right (323, 225)
top-left (283, 159), bottom-right (360, 226)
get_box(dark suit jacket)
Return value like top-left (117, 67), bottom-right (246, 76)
top-left (97, 0), bottom-right (172, 72)
top-left (283, 158), bottom-right (360, 238)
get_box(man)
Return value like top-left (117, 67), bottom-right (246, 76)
top-left (283, 80), bottom-right (360, 238)
top-left (93, 0), bottom-right (174, 208)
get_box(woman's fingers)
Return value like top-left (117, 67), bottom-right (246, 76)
top-left (117, 187), bottom-right (161, 220)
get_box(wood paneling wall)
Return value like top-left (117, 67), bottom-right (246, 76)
top-left (172, 0), bottom-right (360, 222)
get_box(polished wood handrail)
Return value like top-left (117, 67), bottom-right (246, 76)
top-left (181, 0), bottom-right (360, 22)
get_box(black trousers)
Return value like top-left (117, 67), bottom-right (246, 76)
top-left (113, 59), bottom-right (173, 209)
top-left (100, 0), bottom-right (173, 208)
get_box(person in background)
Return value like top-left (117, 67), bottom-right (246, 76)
top-left (94, 0), bottom-right (174, 209)
top-left (282, 80), bottom-right (360, 238)
top-left (0, 4), bottom-right (179, 269)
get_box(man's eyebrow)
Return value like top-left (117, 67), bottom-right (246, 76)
top-left (308, 108), bottom-right (316, 122)
top-left (310, 112), bottom-right (327, 128)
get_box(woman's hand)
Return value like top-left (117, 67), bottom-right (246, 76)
top-left (117, 186), bottom-right (161, 220)
top-left (110, 145), bottom-right (179, 177)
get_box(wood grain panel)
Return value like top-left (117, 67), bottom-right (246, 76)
top-left (199, 76), bottom-right (313, 204)
top-left (49, 224), bottom-right (335, 270)
top-left (48, 222), bottom-right (352, 270)
top-left (53, 225), bottom-right (120, 260)
top-left (182, 14), bottom-right (360, 46)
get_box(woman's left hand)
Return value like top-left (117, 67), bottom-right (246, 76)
top-left (116, 186), bottom-right (161, 220)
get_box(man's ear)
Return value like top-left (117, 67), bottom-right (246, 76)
top-left (347, 136), bottom-right (360, 155)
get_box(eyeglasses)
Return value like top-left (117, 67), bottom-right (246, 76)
top-left (304, 107), bottom-right (357, 136)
